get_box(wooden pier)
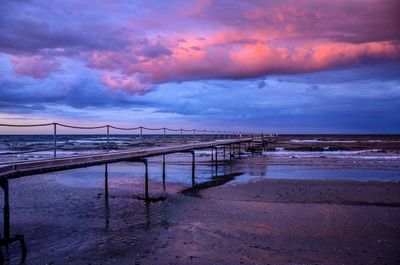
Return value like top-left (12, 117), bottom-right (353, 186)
top-left (0, 137), bottom-right (256, 262)
top-left (0, 138), bottom-right (252, 181)
top-left (0, 121), bottom-right (278, 262)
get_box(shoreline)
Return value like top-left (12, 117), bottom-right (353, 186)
top-left (2, 145), bottom-right (400, 264)
top-left (133, 178), bottom-right (400, 265)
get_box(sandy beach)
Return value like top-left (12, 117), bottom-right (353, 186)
top-left (0, 135), bottom-right (399, 264)
top-left (1, 0), bottom-right (400, 263)
top-left (1, 156), bottom-right (398, 264)
top-left (121, 179), bottom-right (400, 265)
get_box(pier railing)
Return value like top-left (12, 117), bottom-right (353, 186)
top-left (0, 122), bottom-right (255, 162)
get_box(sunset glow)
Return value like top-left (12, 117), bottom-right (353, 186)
top-left (1, 0), bottom-right (399, 132)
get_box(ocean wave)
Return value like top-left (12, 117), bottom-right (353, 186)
top-left (289, 139), bottom-right (399, 143)
top-left (290, 139), bottom-right (357, 143)
top-left (262, 149), bottom-right (400, 159)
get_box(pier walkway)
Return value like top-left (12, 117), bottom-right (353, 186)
top-left (0, 137), bottom-right (252, 181)
top-left (0, 122), bottom-right (273, 263)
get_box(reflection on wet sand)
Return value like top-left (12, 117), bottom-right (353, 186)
top-left (2, 150), bottom-right (400, 264)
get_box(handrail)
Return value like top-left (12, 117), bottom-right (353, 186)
top-left (57, 123), bottom-right (107, 129)
top-left (0, 122), bottom-right (250, 135)
top-left (0, 123), bottom-right (54, 127)
top-left (141, 126), bottom-right (165, 131)
top-left (108, 125), bottom-right (141, 130)
top-left (0, 122), bottom-right (260, 161)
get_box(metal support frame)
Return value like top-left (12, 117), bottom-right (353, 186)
top-left (53, 122), bottom-right (57, 158)
top-left (104, 164), bottom-right (109, 199)
top-left (213, 147), bottom-right (218, 173)
top-left (127, 159), bottom-right (150, 202)
top-left (190, 150), bottom-right (195, 189)
top-left (140, 127), bottom-right (143, 147)
top-left (142, 159), bottom-right (149, 201)
top-left (106, 125), bottom-right (110, 151)
top-left (0, 180), bottom-right (27, 263)
top-left (261, 133), bottom-right (265, 152)
top-left (163, 151), bottom-right (195, 189)
top-left (162, 155), bottom-right (166, 190)
top-left (213, 147), bottom-right (218, 163)
top-left (180, 129), bottom-right (183, 144)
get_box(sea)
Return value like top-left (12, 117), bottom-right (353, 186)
top-left (1, 134), bottom-right (400, 263)
top-left (0, 134), bottom-right (399, 183)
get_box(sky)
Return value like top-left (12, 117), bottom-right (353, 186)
top-left (0, 0), bottom-right (399, 134)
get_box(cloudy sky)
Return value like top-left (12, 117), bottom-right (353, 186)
top-left (0, 0), bottom-right (399, 133)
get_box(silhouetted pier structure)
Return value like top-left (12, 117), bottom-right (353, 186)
top-left (0, 122), bottom-right (275, 263)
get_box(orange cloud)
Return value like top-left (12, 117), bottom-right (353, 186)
top-left (91, 36), bottom-right (400, 93)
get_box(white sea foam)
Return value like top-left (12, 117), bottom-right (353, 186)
top-left (290, 139), bottom-right (399, 143)
top-left (262, 149), bottom-right (400, 160)
top-left (290, 139), bottom-right (357, 143)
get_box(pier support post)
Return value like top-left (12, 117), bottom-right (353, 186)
top-left (104, 164), bottom-right (109, 199)
top-left (140, 127), bottom-right (143, 147)
top-left (214, 147), bottom-right (218, 174)
top-left (229, 144), bottom-right (232, 160)
top-left (104, 165), bottom-right (110, 228)
top-left (53, 122), bottom-right (57, 158)
top-left (261, 133), bottom-right (265, 152)
top-left (143, 159), bottom-right (149, 201)
top-left (0, 179), bottom-right (27, 263)
top-left (190, 151), bottom-right (195, 189)
top-left (180, 129), bottom-right (183, 144)
top-left (2, 180), bottom-right (10, 241)
top-left (106, 125), bottom-right (110, 152)
top-left (162, 155), bottom-right (166, 191)
top-left (128, 159), bottom-right (151, 202)
top-left (238, 143), bottom-right (242, 159)
top-left (211, 148), bottom-right (214, 161)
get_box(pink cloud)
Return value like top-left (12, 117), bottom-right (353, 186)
top-left (89, 39), bottom-right (400, 93)
top-left (2, 0), bottom-right (400, 93)
top-left (100, 73), bottom-right (150, 95)
top-left (10, 55), bottom-right (60, 79)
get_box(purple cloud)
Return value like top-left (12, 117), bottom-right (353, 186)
top-left (0, 0), bottom-right (399, 94)
top-left (11, 55), bottom-right (60, 79)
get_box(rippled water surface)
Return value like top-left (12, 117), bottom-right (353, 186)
top-left (1, 147), bottom-right (400, 264)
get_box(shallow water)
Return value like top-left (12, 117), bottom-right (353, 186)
top-left (1, 153), bottom-right (400, 264)
top-left (230, 164), bottom-right (400, 184)
top-left (47, 160), bottom-right (400, 195)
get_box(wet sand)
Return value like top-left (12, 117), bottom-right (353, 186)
top-left (3, 172), bottom-right (400, 265)
top-left (2, 137), bottom-right (400, 264)
top-left (133, 179), bottom-right (400, 265)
